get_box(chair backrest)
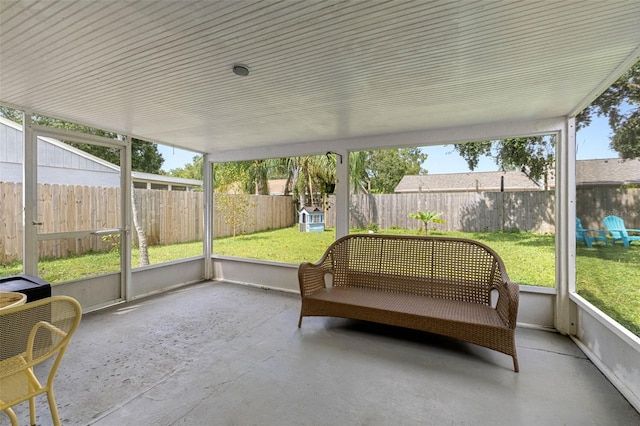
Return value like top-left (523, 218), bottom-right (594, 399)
top-left (603, 215), bottom-right (628, 237)
top-left (0, 296), bottom-right (82, 392)
top-left (324, 234), bottom-right (508, 304)
top-left (576, 218), bottom-right (586, 239)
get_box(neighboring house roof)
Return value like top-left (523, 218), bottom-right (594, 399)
top-left (0, 116), bottom-right (202, 189)
top-left (267, 179), bottom-right (288, 195)
top-left (395, 171), bottom-right (542, 193)
top-left (132, 171), bottom-right (202, 188)
top-left (576, 158), bottom-right (640, 187)
top-left (396, 158), bottom-right (640, 193)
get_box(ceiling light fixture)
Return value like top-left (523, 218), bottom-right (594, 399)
top-left (232, 64), bottom-right (250, 76)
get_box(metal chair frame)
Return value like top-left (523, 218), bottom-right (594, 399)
top-left (0, 296), bottom-right (82, 426)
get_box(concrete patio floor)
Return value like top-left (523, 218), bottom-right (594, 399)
top-left (7, 281), bottom-right (640, 426)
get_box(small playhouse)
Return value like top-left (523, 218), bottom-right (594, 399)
top-left (298, 206), bottom-right (325, 232)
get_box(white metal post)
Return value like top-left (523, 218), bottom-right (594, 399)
top-left (555, 117), bottom-right (577, 335)
top-left (121, 137), bottom-right (133, 300)
top-left (203, 154), bottom-right (213, 280)
top-left (22, 112), bottom-right (38, 276)
top-left (334, 149), bottom-right (349, 238)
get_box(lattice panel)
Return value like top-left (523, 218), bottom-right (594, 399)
top-left (326, 234), bottom-right (506, 305)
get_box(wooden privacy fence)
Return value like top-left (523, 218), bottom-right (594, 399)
top-left (324, 188), bottom-right (640, 233)
top-left (575, 187), bottom-right (640, 230)
top-left (212, 194), bottom-right (295, 238)
top-left (0, 182), bottom-right (295, 262)
top-left (324, 191), bottom-right (557, 233)
top-left (2, 181), bottom-right (638, 262)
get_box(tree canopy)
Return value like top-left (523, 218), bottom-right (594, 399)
top-left (171, 148), bottom-right (426, 203)
top-left (577, 59), bottom-right (640, 159)
top-left (168, 155), bottom-right (204, 180)
top-left (365, 148), bottom-right (427, 193)
top-left (453, 136), bottom-right (555, 185)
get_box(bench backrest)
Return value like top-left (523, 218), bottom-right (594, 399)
top-left (324, 234), bottom-right (508, 305)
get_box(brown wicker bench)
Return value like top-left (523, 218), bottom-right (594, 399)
top-left (298, 234), bottom-right (520, 371)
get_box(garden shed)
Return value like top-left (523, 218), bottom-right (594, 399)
top-left (1, 0), bottom-right (640, 422)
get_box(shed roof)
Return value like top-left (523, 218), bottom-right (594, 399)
top-left (299, 207), bottom-right (323, 214)
top-left (1, 1), bottom-right (639, 161)
top-left (395, 171), bottom-right (541, 193)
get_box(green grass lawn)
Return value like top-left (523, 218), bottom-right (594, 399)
top-left (1, 226), bottom-right (638, 336)
top-left (574, 243), bottom-right (640, 336)
top-left (0, 241), bottom-right (205, 283)
top-left (213, 227), bottom-right (558, 287)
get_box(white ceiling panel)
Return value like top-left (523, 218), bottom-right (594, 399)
top-left (1, 0), bottom-right (639, 159)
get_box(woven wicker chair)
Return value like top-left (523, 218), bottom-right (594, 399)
top-left (0, 296), bottom-right (82, 426)
top-left (299, 234), bottom-right (520, 371)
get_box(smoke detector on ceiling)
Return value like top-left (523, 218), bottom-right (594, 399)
top-left (232, 64), bottom-right (250, 76)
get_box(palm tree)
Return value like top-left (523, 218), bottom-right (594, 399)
top-left (409, 210), bottom-right (445, 234)
top-left (245, 159), bottom-right (270, 194)
top-left (286, 156), bottom-right (313, 206)
top-left (349, 151), bottom-right (369, 193)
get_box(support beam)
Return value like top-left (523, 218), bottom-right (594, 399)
top-left (31, 124), bottom-right (128, 148)
top-left (211, 118), bottom-right (567, 163)
top-left (555, 117), bottom-right (577, 335)
top-left (22, 112), bottom-right (37, 276)
top-left (121, 137), bottom-right (133, 301)
top-left (334, 149), bottom-right (349, 238)
top-left (203, 154), bottom-right (213, 280)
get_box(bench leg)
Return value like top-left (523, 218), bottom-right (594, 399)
top-left (298, 313), bottom-right (303, 328)
top-left (513, 355), bottom-right (519, 372)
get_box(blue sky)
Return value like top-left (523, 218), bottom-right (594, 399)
top-left (158, 145), bottom-right (200, 173)
top-left (158, 114), bottom-right (618, 174)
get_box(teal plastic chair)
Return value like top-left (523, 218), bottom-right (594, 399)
top-left (576, 218), bottom-right (608, 248)
top-left (603, 215), bottom-right (640, 247)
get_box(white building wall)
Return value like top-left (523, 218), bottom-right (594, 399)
top-left (1, 117), bottom-right (120, 187)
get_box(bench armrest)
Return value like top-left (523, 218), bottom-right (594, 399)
top-left (298, 261), bottom-right (332, 297)
top-left (495, 280), bottom-right (519, 329)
